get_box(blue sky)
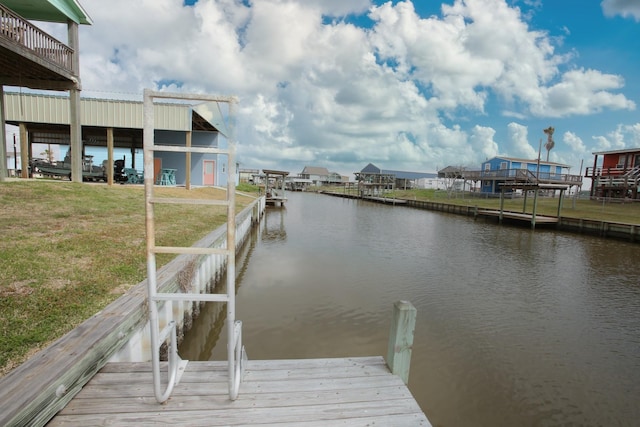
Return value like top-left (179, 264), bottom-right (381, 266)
top-left (15, 0), bottom-right (640, 181)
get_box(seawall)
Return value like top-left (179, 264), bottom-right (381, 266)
top-left (320, 192), bottom-right (640, 243)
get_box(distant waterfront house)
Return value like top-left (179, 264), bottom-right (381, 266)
top-left (294, 166), bottom-right (348, 188)
top-left (300, 166), bottom-right (329, 185)
top-left (437, 166), bottom-right (478, 192)
top-left (586, 148), bottom-right (640, 199)
top-left (470, 156), bottom-right (581, 194)
top-left (239, 168), bottom-right (260, 183)
top-left (355, 163), bottom-right (438, 195)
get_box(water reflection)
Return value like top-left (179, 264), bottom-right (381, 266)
top-left (262, 205), bottom-right (287, 242)
top-left (180, 192), bottom-right (640, 427)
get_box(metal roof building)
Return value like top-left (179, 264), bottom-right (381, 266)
top-left (3, 91), bottom-right (231, 187)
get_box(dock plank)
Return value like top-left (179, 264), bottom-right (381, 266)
top-left (47, 357), bottom-right (431, 426)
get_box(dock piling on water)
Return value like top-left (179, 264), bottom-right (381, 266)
top-left (387, 300), bottom-right (417, 385)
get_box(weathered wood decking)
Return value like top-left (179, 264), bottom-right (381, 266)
top-left (47, 356), bottom-right (430, 426)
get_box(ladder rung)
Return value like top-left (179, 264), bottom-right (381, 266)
top-left (151, 145), bottom-right (228, 155)
top-left (153, 246), bottom-right (229, 255)
top-left (153, 293), bottom-right (230, 302)
top-left (150, 197), bottom-right (230, 206)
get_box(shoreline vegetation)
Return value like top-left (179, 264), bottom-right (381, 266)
top-left (1, 180), bottom-right (638, 377)
top-left (317, 185), bottom-right (640, 225)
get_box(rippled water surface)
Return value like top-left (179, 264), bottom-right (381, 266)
top-left (180, 192), bottom-right (640, 426)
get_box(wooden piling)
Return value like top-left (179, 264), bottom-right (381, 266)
top-left (386, 300), bottom-right (417, 385)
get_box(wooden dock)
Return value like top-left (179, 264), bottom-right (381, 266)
top-left (47, 356), bottom-right (430, 426)
top-left (476, 209), bottom-right (559, 225)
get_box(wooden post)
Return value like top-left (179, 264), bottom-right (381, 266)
top-left (185, 131), bottom-right (192, 190)
top-left (20, 123), bottom-right (28, 178)
top-left (106, 127), bottom-right (114, 185)
top-left (0, 85), bottom-right (6, 182)
top-left (532, 187), bottom-right (539, 229)
top-left (387, 300), bottom-right (416, 385)
top-left (557, 188), bottom-right (564, 218)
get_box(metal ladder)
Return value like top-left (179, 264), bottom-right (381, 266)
top-left (142, 89), bottom-right (245, 403)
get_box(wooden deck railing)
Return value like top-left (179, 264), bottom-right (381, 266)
top-left (586, 166), bottom-right (640, 178)
top-left (462, 168), bottom-right (582, 184)
top-left (0, 3), bottom-right (74, 72)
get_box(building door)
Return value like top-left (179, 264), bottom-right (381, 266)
top-left (203, 160), bottom-right (215, 186)
top-left (153, 158), bottom-right (162, 184)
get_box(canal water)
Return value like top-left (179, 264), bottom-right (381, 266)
top-left (180, 191), bottom-right (640, 427)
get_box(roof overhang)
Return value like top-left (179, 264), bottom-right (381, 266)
top-left (592, 147), bottom-right (640, 156)
top-left (2, 0), bottom-right (93, 25)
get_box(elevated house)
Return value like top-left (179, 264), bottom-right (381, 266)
top-left (3, 92), bottom-right (232, 187)
top-left (355, 163), bottom-right (437, 195)
top-left (1, 0), bottom-right (92, 182)
top-left (438, 165), bottom-right (475, 191)
top-left (239, 168), bottom-right (260, 183)
top-left (464, 156), bottom-right (582, 194)
top-left (585, 148), bottom-right (640, 199)
top-left (287, 165), bottom-right (347, 190)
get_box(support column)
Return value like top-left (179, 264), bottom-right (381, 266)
top-left (185, 131), bottom-right (191, 190)
top-left (19, 123), bottom-right (28, 178)
top-left (557, 189), bottom-right (565, 217)
top-left (68, 20), bottom-right (82, 183)
top-left (0, 86), bottom-right (6, 181)
top-left (69, 89), bottom-right (82, 182)
top-left (532, 187), bottom-right (539, 229)
top-left (107, 127), bottom-right (114, 185)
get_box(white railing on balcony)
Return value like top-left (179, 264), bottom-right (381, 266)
top-left (0, 3), bottom-right (73, 72)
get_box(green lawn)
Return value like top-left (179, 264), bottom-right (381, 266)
top-left (0, 180), bottom-right (259, 377)
top-left (321, 186), bottom-right (640, 224)
top-left (390, 188), bottom-right (640, 224)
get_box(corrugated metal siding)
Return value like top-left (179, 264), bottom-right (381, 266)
top-left (4, 93), bottom-right (69, 124)
top-left (3, 93), bottom-right (191, 131)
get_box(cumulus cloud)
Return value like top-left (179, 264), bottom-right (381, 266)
top-left (602, 0), bottom-right (640, 21)
top-left (506, 122), bottom-right (538, 159)
top-left (26, 0), bottom-right (636, 176)
top-left (563, 131), bottom-right (587, 153)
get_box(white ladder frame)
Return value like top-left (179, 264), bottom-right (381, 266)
top-left (142, 89), bottom-right (245, 403)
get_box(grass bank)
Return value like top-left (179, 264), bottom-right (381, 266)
top-left (0, 180), bottom-right (259, 377)
top-left (320, 186), bottom-right (640, 224)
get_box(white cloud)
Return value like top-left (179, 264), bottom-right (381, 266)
top-left (46, 0), bottom-right (636, 176)
top-left (563, 131), bottom-right (586, 153)
top-left (506, 122), bottom-right (538, 159)
top-left (535, 69), bottom-right (636, 117)
top-left (602, 0), bottom-right (640, 21)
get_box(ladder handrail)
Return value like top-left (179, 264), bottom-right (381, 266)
top-left (142, 89), bottom-right (244, 403)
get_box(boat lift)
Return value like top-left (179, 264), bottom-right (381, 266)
top-left (142, 89), bottom-right (245, 403)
